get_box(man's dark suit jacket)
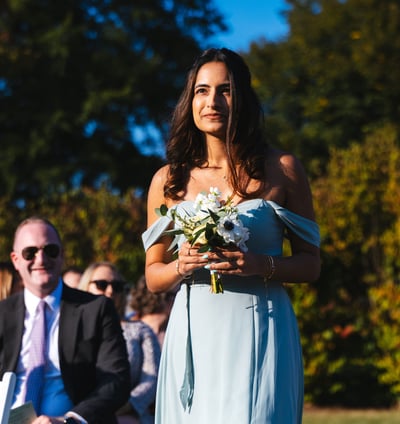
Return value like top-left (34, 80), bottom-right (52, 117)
top-left (0, 283), bottom-right (131, 424)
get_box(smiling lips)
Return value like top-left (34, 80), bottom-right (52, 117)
top-left (203, 112), bottom-right (225, 120)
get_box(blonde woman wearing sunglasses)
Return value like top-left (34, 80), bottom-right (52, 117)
top-left (79, 262), bottom-right (161, 424)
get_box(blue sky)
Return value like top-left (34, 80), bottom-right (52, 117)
top-left (211, 0), bottom-right (290, 51)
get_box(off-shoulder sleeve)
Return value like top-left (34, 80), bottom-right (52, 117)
top-left (267, 200), bottom-right (320, 247)
top-left (142, 216), bottom-right (173, 251)
top-left (142, 201), bottom-right (321, 251)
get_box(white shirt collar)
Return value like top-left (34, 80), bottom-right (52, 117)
top-left (24, 278), bottom-right (63, 314)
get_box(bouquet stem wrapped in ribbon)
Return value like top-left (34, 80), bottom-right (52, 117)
top-left (210, 270), bottom-right (224, 294)
top-left (157, 187), bottom-right (249, 293)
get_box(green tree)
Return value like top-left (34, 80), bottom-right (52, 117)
top-left (291, 124), bottom-right (400, 406)
top-left (369, 281), bottom-right (400, 399)
top-left (0, 0), bottom-right (226, 203)
top-left (0, 186), bottom-right (147, 283)
top-left (245, 0), bottom-right (400, 174)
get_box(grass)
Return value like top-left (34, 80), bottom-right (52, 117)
top-left (302, 407), bottom-right (400, 424)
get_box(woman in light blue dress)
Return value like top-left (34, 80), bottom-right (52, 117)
top-left (143, 48), bottom-right (320, 423)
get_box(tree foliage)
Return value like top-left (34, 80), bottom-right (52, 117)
top-left (245, 4), bottom-right (400, 403)
top-left (0, 186), bottom-right (147, 283)
top-left (369, 281), bottom-right (400, 398)
top-left (245, 0), bottom-right (400, 175)
top-left (0, 0), bottom-right (226, 203)
top-left (290, 124), bottom-right (400, 406)
top-left (2, 0), bottom-right (400, 407)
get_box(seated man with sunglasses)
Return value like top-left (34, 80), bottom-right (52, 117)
top-left (0, 216), bottom-right (131, 424)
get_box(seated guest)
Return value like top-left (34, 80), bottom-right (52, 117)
top-left (78, 262), bottom-right (127, 318)
top-left (129, 276), bottom-right (176, 348)
top-left (0, 261), bottom-right (23, 300)
top-left (0, 217), bottom-right (130, 424)
top-left (79, 262), bottom-right (160, 424)
top-left (62, 266), bottom-right (83, 289)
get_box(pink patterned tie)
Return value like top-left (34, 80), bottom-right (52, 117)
top-left (24, 300), bottom-right (47, 414)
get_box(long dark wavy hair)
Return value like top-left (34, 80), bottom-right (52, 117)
top-left (164, 47), bottom-right (267, 200)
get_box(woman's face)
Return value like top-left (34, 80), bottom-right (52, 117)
top-left (87, 265), bottom-right (123, 300)
top-left (192, 61), bottom-right (231, 141)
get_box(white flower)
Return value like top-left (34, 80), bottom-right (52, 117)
top-left (158, 187), bottom-right (250, 293)
top-left (208, 187), bottom-right (222, 203)
top-left (194, 188), bottom-right (221, 216)
top-left (217, 216), bottom-right (249, 252)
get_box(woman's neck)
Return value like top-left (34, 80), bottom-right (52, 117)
top-left (204, 139), bottom-right (228, 168)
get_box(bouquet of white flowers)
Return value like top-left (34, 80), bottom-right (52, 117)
top-left (157, 187), bottom-right (250, 293)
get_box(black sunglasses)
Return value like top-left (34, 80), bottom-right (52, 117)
top-left (21, 244), bottom-right (61, 261)
top-left (90, 280), bottom-right (125, 293)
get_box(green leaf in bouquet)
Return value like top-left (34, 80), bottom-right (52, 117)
top-left (156, 204), bottom-right (169, 216)
top-left (197, 245), bottom-right (210, 253)
top-left (191, 227), bottom-right (205, 245)
top-left (163, 228), bottom-right (184, 237)
top-left (205, 223), bottom-right (217, 241)
top-left (209, 209), bottom-right (220, 224)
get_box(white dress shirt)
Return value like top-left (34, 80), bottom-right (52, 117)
top-left (12, 279), bottom-right (87, 423)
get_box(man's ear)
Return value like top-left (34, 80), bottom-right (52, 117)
top-left (10, 251), bottom-right (19, 270)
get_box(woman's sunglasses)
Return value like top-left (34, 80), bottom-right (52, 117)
top-left (21, 244), bottom-right (61, 261)
top-left (89, 280), bottom-right (125, 293)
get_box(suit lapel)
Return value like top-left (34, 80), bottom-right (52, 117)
top-left (4, 294), bottom-right (25, 370)
top-left (59, 285), bottom-right (81, 362)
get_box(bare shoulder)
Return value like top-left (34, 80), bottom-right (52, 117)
top-left (268, 147), bottom-right (306, 181)
top-left (266, 147), bottom-right (315, 218)
top-left (150, 165), bottom-right (169, 188)
top-left (147, 165), bottom-right (170, 225)
top-left (148, 165), bottom-right (170, 199)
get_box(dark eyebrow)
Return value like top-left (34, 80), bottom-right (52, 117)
top-left (194, 83), bottom-right (209, 89)
top-left (194, 82), bottom-right (230, 90)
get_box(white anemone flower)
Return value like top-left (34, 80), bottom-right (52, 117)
top-left (217, 215), bottom-right (249, 252)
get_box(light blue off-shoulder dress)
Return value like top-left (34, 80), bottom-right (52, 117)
top-left (142, 199), bottom-right (320, 424)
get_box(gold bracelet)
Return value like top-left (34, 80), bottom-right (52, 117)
top-left (175, 259), bottom-right (191, 280)
top-left (175, 259), bottom-right (184, 277)
top-left (264, 255), bottom-right (276, 281)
